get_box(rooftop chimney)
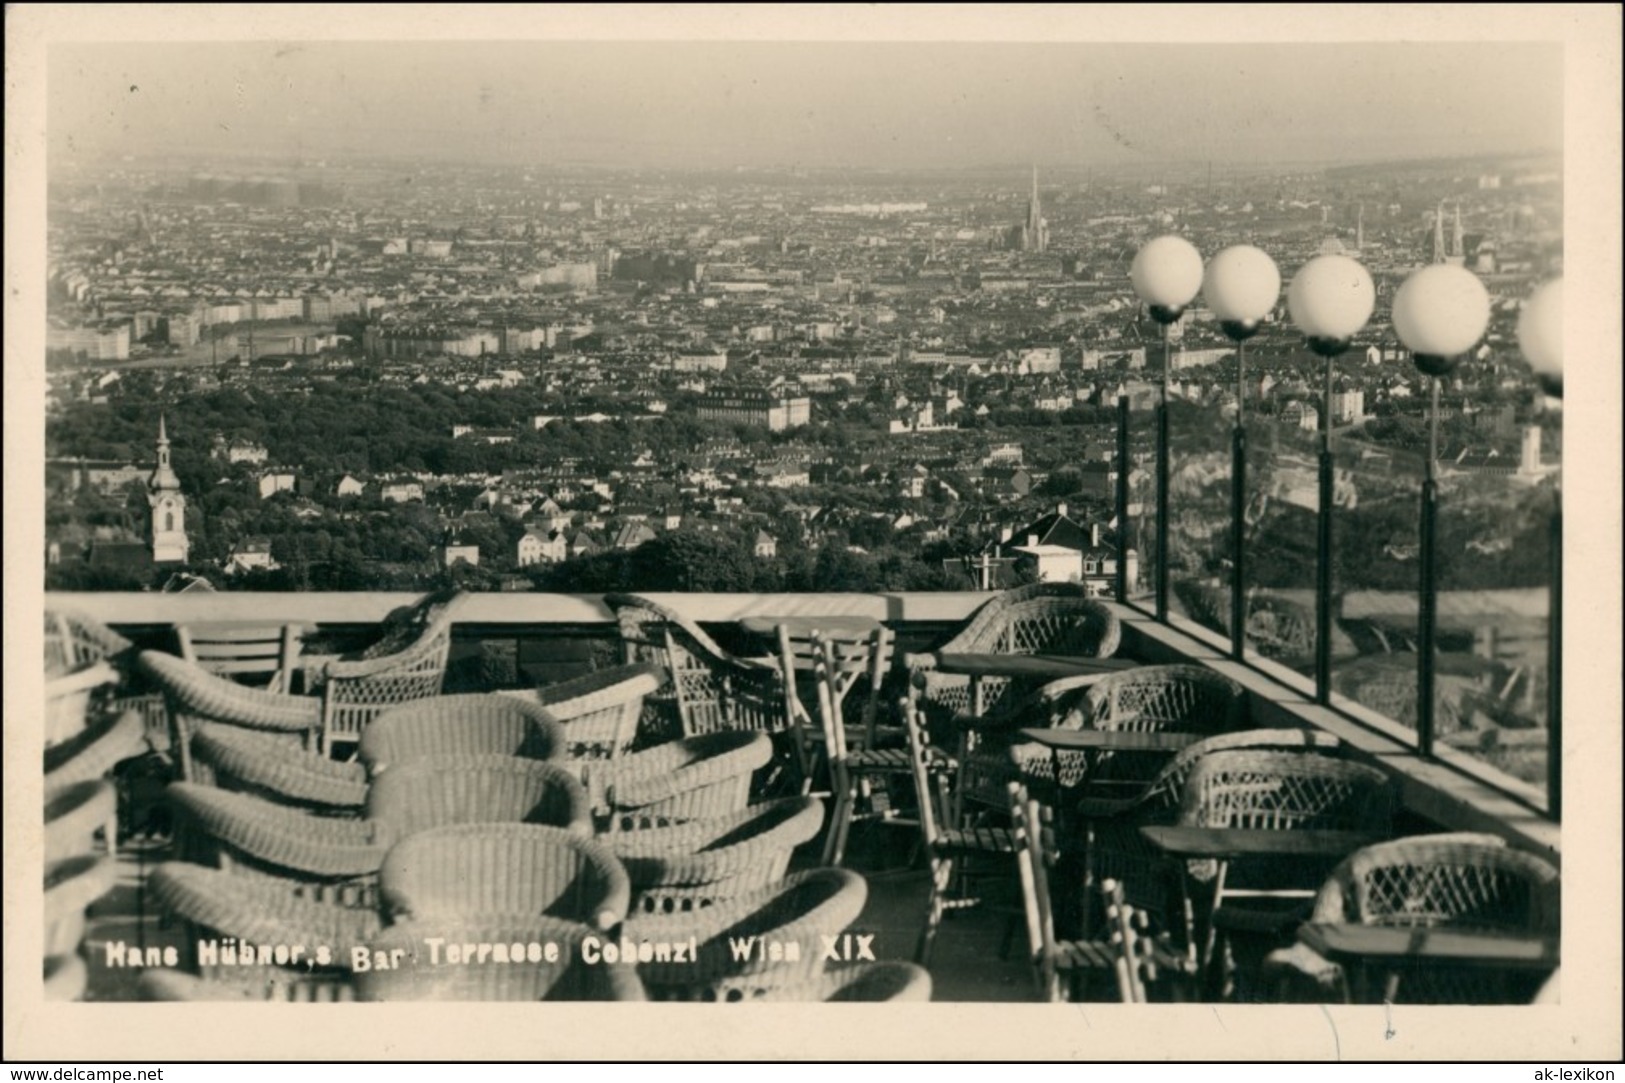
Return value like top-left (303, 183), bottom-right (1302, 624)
top-left (1026, 534), bottom-right (1039, 547)
top-left (1091, 522), bottom-right (1101, 548)
top-left (1056, 501), bottom-right (1068, 519)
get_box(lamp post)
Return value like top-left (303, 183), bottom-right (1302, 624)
top-left (1203, 245), bottom-right (1281, 660)
top-left (1131, 235), bottom-right (1204, 621)
top-left (1287, 254), bottom-right (1376, 704)
top-left (1391, 263), bottom-right (1492, 759)
top-left (1518, 277), bottom-right (1562, 817)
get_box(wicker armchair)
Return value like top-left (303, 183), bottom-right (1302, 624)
top-left (602, 797), bottom-right (827, 914)
top-left (309, 595), bottom-right (462, 753)
top-left (770, 961), bottom-right (933, 1002)
top-left (1262, 834), bottom-right (1559, 1005)
top-left (501, 663), bottom-right (666, 760)
top-left (905, 583), bottom-right (1123, 722)
top-left (358, 694), bottom-right (570, 775)
top-left (46, 853), bottom-right (116, 957)
top-left (45, 779), bottom-right (119, 863)
top-left (44, 711), bottom-right (148, 800)
top-left (191, 723), bottom-right (370, 810)
top-left (618, 959), bottom-right (932, 1002)
top-left (46, 659), bottom-right (123, 749)
top-left (138, 970), bottom-right (357, 1002)
top-left (46, 608), bottom-right (167, 750)
top-left (1000, 665), bottom-right (1249, 806)
top-left (584, 730), bottom-right (774, 829)
top-left (46, 607), bottom-right (134, 677)
top-left (45, 954), bottom-right (89, 1003)
top-left (355, 916), bottom-right (614, 1001)
top-left (166, 757), bottom-right (592, 889)
top-left (379, 823), bottom-right (630, 931)
top-left (604, 593), bottom-right (784, 740)
top-left (148, 860), bottom-right (384, 974)
top-left (1174, 750), bottom-right (1396, 985)
top-left (623, 868), bottom-right (869, 1001)
top-left (138, 650), bottom-right (323, 783)
top-left (1062, 729), bottom-right (1343, 927)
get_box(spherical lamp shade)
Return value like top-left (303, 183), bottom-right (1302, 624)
top-left (1130, 235), bottom-right (1204, 320)
top-left (1518, 278), bottom-right (1563, 397)
top-left (1392, 264), bottom-right (1491, 375)
top-left (1287, 255), bottom-right (1376, 354)
top-left (1203, 245), bottom-right (1281, 340)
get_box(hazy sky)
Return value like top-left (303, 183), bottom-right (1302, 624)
top-left (49, 40), bottom-right (1562, 169)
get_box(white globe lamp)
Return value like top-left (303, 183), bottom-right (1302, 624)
top-left (1131, 235), bottom-right (1204, 324)
top-left (1392, 264), bottom-right (1491, 376)
top-left (1518, 278), bottom-right (1563, 397)
top-left (1287, 254), bottom-right (1376, 357)
top-left (1204, 245), bottom-right (1281, 342)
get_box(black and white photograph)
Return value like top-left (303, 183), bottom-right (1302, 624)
top-left (6, 3), bottom-right (1620, 1063)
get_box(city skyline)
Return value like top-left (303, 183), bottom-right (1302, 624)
top-left (47, 39), bottom-right (1563, 172)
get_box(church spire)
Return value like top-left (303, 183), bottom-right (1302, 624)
top-left (1024, 165), bottom-right (1047, 253)
top-left (149, 413), bottom-right (180, 492)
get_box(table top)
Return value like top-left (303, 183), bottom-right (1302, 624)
top-left (737, 615), bottom-right (884, 637)
top-left (1139, 826), bottom-right (1387, 860)
top-left (1016, 728), bottom-right (1200, 752)
top-left (931, 653), bottom-right (1140, 679)
top-left (1298, 923), bottom-right (1559, 969)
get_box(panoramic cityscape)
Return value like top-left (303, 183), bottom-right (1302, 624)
top-left (19, 21), bottom-right (1615, 1063)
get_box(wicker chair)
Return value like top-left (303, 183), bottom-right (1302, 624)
top-left (44, 711), bottom-right (148, 800)
top-left (191, 723), bottom-right (370, 810)
top-left (1065, 729), bottom-right (1343, 928)
top-left (501, 663), bottom-right (667, 760)
top-left (379, 823), bottom-right (630, 931)
top-left (624, 868), bottom-right (869, 1001)
top-left (1174, 750), bottom-right (1397, 987)
top-left (358, 694), bottom-right (570, 775)
top-left (768, 961), bottom-right (933, 1002)
top-left (1262, 834), bottom-right (1559, 1005)
top-left (584, 730), bottom-right (774, 829)
top-left (1000, 665), bottom-right (1249, 808)
top-left (617, 959), bottom-right (933, 1002)
top-left (46, 608), bottom-right (167, 750)
top-left (905, 583), bottom-right (1123, 723)
top-left (305, 591), bottom-right (461, 754)
top-left (46, 607), bottom-right (135, 677)
top-left (46, 659), bottom-right (123, 750)
top-left (604, 593), bottom-right (785, 740)
top-left (137, 970), bottom-right (357, 1002)
top-left (355, 916), bottom-right (617, 1001)
top-left (166, 757), bottom-right (593, 890)
top-left (46, 853), bottom-right (116, 957)
top-left (148, 860), bottom-right (384, 975)
top-left (602, 796), bottom-right (827, 914)
top-left (44, 954), bottom-right (89, 1002)
top-left (138, 650), bottom-right (324, 783)
top-left (45, 779), bottom-right (119, 863)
